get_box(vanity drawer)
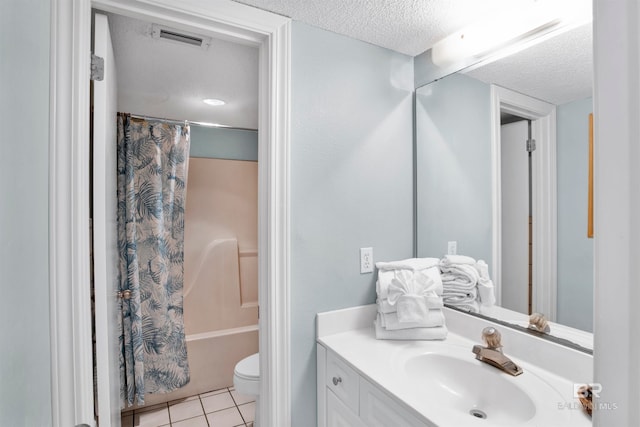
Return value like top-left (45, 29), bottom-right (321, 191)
top-left (327, 389), bottom-right (366, 427)
top-left (359, 377), bottom-right (428, 427)
top-left (326, 351), bottom-right (360, 413)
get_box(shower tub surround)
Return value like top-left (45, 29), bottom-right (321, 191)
top-left (317, 305), bottom-right (593, 426)
top-left (137, 158), bottom-right (259, 407)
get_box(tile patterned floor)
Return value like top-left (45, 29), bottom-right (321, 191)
top-left (121, 386), bottom-right (255, 427)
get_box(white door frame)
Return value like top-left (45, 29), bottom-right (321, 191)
top-left (490, 85), bottom-right (557, 320)
top-left (49, 1), bottom-right (291, 426)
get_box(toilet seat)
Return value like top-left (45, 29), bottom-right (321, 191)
top-left (234, 352), bottom-right (260, 380)
top-left (233, 353), bottom-right (260, 396)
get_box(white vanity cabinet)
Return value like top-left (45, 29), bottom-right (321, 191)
top-left (317, 343), bottom-right (429, 427)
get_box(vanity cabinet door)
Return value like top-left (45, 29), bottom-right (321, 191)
top-left (326, 351), bottom-right (360, 413)
top-left (327, 389), bottom-right (366, 427)
top-left (359, 377), bottom-right (430, 427)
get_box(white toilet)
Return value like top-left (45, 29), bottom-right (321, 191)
top-left (233, 352), bottom-right (260, 426)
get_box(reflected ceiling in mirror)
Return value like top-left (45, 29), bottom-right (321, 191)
top-left (463, 23), bottom-right (592, 105)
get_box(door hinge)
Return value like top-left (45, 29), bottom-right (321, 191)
top-left (526, 138), bottom-right (536, 152)
top-left (91, 54), bottom-right (104, 81)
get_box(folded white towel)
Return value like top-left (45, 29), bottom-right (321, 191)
top-left (374, 316), bottom-right (448, 340)
top-left (472, 260), bottom-right (495, 307)
top-left (397, 295), bottom-right (427, 324)
top-left (443, 283), bottom-right (478, 296)
top-left (379, 306), bottom-right (445, 329)
top-left (421, 267), bottom-right (443, 295)
top-left (474, 260), bottom-right (491, 280)
top-left (441, 275), bottom-right (476, 289)
top-left (440, 254), bottom-right (476, 266)
top-left (376, 257), bottom-right (440, 272)
top-left (377, 266), bottom-right (443, 300)
top-left (387, 269), bottom-right (439, 302)
top-left (441, 264), bottom-right (480, 285)
top-left (443, 288), bottom-right (477, 301)
top-left (446, 300), bottom-right (480, 313)
top-left (387, 276), bottom-right (431, 305)
top-left (377, 294), bottom-right (443, 314)
top-left (477, 279), bottom-right (496, 307)
top-left (376, 269), bottom-right (412, 300)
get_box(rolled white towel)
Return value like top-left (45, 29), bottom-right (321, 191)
top-left (440, 254), bottom-right (476, 266)
top-left (375, 316), bottom-right (448, 340)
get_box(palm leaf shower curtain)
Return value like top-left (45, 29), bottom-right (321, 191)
top-left (117, 113), bottom-right (191, 406)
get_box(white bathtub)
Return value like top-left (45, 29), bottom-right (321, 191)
top-left (140, 325), bottom-right (259, 406)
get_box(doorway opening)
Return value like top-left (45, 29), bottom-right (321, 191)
top-left (49, 2), bottom-right (290, 426)
top-left (500, 114), bottom-right (533, 314)
top-left (490, 85), bottom-right (557, 320)
top-left (91, 9), bottom-right (261, 424)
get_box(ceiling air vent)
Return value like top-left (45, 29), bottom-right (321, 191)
top-left (151, 24), bottom-right (211, 50)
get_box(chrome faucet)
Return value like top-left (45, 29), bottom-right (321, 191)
top-left (528, 312), bottom-right (550, 334)
top-left (472, 327), bottom-right (523, 376)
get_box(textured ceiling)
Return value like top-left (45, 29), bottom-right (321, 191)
top-left (233, 0), bottom-right (552, 57)
top-left (103, 1), bottom-right (592, 129)
top-left (465, 23), bottom-right (593, 105)
top-left (105, 12), bottom-right (259, 129)
top-left (233, 0), bottom-right (592, 105)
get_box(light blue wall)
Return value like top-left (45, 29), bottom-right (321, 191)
top-left (415, 74), bottom-right (493, 265)
top-left (190, 125), bottom-right (257, 161)
top-left (0, 1), bottom-right (52, 426)
top-left (557, 97), bottom-right (594, 332)
top-left (290, 22), bottom-right (414, 425)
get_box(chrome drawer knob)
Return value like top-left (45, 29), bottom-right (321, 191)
top-left (332, 376), bottom-right (342, 386)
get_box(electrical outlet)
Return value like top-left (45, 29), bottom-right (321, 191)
top-left (360, 247), bottom-right (373, 274)
top-left (447, 241), bottom-right (457, 255)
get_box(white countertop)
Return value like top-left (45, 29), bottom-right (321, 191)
top-left (317, 305), bottom-right (593, 427)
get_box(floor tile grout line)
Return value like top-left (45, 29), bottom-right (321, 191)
top-left (228, 388), bottom-right (248, 425)
top-left (124, 387), bottom-right (247, 427)
top-left (197, 393), bottom-right (211, 427)
top-left (166, 401), bottom-right (173, 425)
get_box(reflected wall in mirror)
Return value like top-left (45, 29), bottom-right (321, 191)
top-left (415, 22), bottom-right (593, 346)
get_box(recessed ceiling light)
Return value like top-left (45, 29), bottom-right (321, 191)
top-left (203, 98), bottom-right (226, 106)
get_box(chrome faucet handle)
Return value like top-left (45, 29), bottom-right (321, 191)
top-left (528, 312), bottom-right (551, 333)
top-left (481, 327), bottom-right (503, 350)
top-left (473, 326), bottom-right (523, 376)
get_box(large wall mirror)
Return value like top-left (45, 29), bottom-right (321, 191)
top-left (415, 21), bottom-right (593, 349)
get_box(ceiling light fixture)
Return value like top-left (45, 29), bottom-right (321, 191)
top-left (203, 98), bottom-right (226, 106)
top-left (431, 0), bottom-right (592, 68)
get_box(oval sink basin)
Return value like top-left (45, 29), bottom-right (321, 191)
top-left (405, 353), bottom-right (535, 425)
top-left (396, 348), bottom-right (573, 426)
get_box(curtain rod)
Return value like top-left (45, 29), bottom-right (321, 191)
top-left (126, 113), bottom-right (258, 132)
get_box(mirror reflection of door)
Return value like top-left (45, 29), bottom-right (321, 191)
top-left (501, 116), bottom-right (532, 314)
